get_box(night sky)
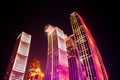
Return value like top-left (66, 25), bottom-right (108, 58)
top-left (0, 1), bottom-right (117, 80)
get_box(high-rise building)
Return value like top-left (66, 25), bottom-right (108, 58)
top-left (4, 32), bottom-right (31, 80)
top-left (70, 11), bottom-right (108, 80)
top-left (65, 34), bottom-right (82, 80)
top-left (44, 24), bottom-right (69, 80)
top-left (27, 58), bottom-right (44, 80)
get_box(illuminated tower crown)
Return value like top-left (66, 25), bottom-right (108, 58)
top-left (70, 11), bottom-right (108, 80)
top-left (27, 58), bottom-right (44, 80)
top-left (4, 31), bottom-right (31, 80)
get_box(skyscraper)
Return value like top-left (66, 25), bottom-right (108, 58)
top-left (44, 24), bottom-right (69, 80)
top-left (65, 34), bottom-right (82, 80)
top-left (70, 11), bottom-right (108, 80)
top-left (4, 32), bottom-right (31, 80)
top-left (27, 58), bottom-right (44, 80)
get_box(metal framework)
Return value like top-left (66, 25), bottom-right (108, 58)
top-left (66, 34), bottom-right (82, 80)
top-left (70, 11), bottom-right (108, 80)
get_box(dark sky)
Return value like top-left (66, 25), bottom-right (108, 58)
top-left (0, 1), bottom-right (117, 80)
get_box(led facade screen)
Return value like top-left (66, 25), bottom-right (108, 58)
top-left (10, 71), bottom-right (23, 80)
top-left (58, 37), bottom-right (66, 51)
top-left (59, 49), bottom-right (68, 67)
top-left (18, 41), bottom-right (29, 56)
top-left (57, 28), bottom-right (64, 39)
top-left (21, 35), bottom-right (31, 43)
top-left (13, 54), bottom-right (27, 72)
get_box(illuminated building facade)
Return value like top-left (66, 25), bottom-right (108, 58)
top-left (70, 11), bottom-right (108, 80)
top-left (44, 24), bottom-right (69, 80)
top-left (65, 34), bottom-right (82, 80)
top-left (27, 58), bottom-right (44, 80)
top-left (4, 32), bottom-right (31, 80)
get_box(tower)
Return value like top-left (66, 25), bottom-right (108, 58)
top-left (70, 12), bottom-right (108, 80)
top-left (27, 58), bottom-right (44, 80)
top-left (65, 34), bottom-right (82, 80)
top-left (44, 24), bottom-right (69, 80)
top-left (4, 31), bottom-right (31, 80)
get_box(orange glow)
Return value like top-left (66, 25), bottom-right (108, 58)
top-left (27, 58), bottom-right (44, 80)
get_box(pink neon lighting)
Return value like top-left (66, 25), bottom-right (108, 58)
top-left (77, 13), bottom-right (108, 80)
